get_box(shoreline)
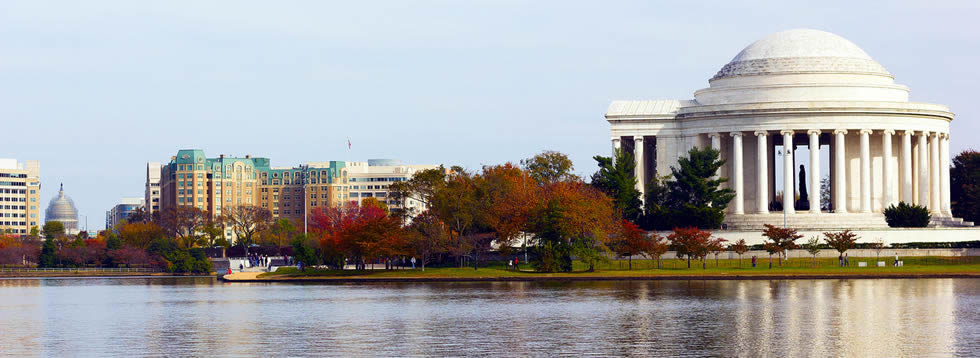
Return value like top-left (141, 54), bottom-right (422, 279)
top-left (219, 272), bottom-right (980, 283)
top-left (0, 272), bottom-right (212, 278)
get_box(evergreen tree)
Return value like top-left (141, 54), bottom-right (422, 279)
top-left (951, 150), bottom-right (980, 223)
top-left (642, 147), bottom-right (734, 229)
top-left (590, 149), bottom-right (642, 222)
top-left (39, 238), bottom-right (57, 268)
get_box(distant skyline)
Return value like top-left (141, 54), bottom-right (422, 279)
top-left (2, 1), bottom-right (978, 228)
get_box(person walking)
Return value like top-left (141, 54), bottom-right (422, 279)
top-left (411, 257), bottom-right (416, 269)
top-left (752, 256), bottom-right (757, 268)
top-left (894, 252), bottom-right (899, 267)
top-left (844, 253), bottom-right (849, 267)
top-left (839, 253), bottom-right (843, 267)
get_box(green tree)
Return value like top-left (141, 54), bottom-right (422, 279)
top-left (38, 238), bottom-right (57, 267)
top-left (271, 218), bottom-right (296, 253)
top-left (290, 235), bottom-right (318, 271)
top-left (591, 149), bottom-right (642, 222)
top-left (665, 147), bottom-right (734, 229)
top-left (199, 220), bottom-right (226, 249)
top-left (42, 221), bottom-right (65, 240)
top-left (950, 150), bottom-right (980, 222)
top-left (883, 202), bottom-right (930, 227)
top-left (521, 151), bottom-right (578, 185)
top-left (804, 236), bottom-right (821, 267)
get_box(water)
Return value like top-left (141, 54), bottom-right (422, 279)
top-left (0, 277), bottom-right (976, 357)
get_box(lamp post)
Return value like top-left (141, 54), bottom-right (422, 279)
top-left (300, 164), bottom-right (310, 235)
top-left (777, 148), bottom-right (791, 228)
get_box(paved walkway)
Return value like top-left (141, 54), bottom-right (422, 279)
top-left (222, 271), bottom-right (263, 281)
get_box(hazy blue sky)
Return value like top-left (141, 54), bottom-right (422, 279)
top-left (1, 1), bottom-right (978, 229)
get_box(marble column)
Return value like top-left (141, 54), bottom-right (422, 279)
top-left (808, 130), bottom-right (821, 214)
top-left (901, 131), bottom-right (913, 204)
top-left (781, 130), bottom-right (794, 214)
top-left (731, 132), bottom-right (744, 215)
top-left (859, 129), bottom-right (872, 213)
top-left (634, 136), bottom-right (644, 196)
top-left (709, 133), bottom-right (722, 179)
top-left (918, 132), bottom-right (929, 208)
top-left (756, 131), bottom-right (769, 214)
top-left (941, 133), bottom-right (952, 215)
top-left (930, 132), bottom-right (941, 214)
top-left (834, 129), bottom-right (848, 213)
top-left (882, 130), bottom-right (895, 209)
top-left (611, 137), bottom-right (621, 161)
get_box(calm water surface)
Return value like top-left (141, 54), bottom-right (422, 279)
top-left (0, 277), bottom-right (976, 357)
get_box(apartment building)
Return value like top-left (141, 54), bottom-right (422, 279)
top-left (105, 197), bottom-right (145, 230)
top-left (144, 162), bottom-right (161, 216)
top-left (0, 159), bottom-right (41, 235)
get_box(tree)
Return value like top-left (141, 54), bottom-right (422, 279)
top-left (667, 227), bottom-right (714, 269)
top-left (870, 238), bottom-right (885, 261)
top-left (641, 174), bottom-right (673, 230)
top-left (477, 163), bottom-right (537, 256)
top-left (591, 149), bottom-right (643, 222)
top-left (221, 205), bottom-right (272, 255)
top-left (644, 232), bottom-right (669, 269)
top-left (820, 177), bottom-right (831, 211)
top-left (429, 168), bottom-right (481, 268)
top-left (271, 218), bottom-right (296, 253)
top-left (290, 234), bottom-right (318, 271)
top-left (709, 238), bottom-right (726, 267)
top-left (118, 221), bottom-right (164, 250)
top-left (761, 224), bottom-right (803, 266)
top-left (406, 211), bottom-right (451, 271)
top-left (529, 182), bottom-right (617, 272)
top-left (884, 202), bottom-right (931, 227)
top-left (804, 236), bottom-right (821, 267)
top-left (610, 220), bottom-right (651, 270)
top-left (823, 230), bottom-right (859, 266)
top-left (387, 167), bottom-right (447, 220)
top-left (310, 200), bottom-right (403, 270)
top-left (126, 206), bottom-right (149, 223)
top-left (729, 239), bottom-right (749, 267)
top-left (199, 219), bottom-right (225, 249)
top-left (951, 150), bottom-right (980, 223)
top-left (42, 221), bottom-right (65, 240)
top-left (38, 237), bottom-right (57, 268)
top-left (665, 147), bottom-right (735, 229)
top-left (159, 207), bottom-right (207, 245)
top-left (521, 151), bottom-right (578, 185)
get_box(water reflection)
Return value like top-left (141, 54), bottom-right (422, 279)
top-left (0, 278), bottom-right (975, 356)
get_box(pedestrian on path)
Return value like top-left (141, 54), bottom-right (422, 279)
top-left (411, 257), bottom-right (416, 269)
top-left (844, 253), bottom-right (849, 267)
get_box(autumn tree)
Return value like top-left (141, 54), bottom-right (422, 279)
top-left (477, 163), bottom-right (537, 258)
top-left (159, 207), bottom-right (207, 247)
top-left (118, 221), bottom-right (164, 250)
top-left (530, 181), bottom-right (616, 272)
top-left (761, 224), bottom-right (803, 266)
top-left (429, 168), bottom-right (480, 268)
top-left (387, 166), bottom-right (448, 220)
top-left (406, 210), bottom-right (451, 271)
top-left (309, 199), bottom-right (404, 270)
top-left (667, 227), bottom-right (713, 269)
top-left (823, 230), bottom-right (859, 266)
top-left (221, 205), bottom-right (272, 255)
top-left (610, 220), bottom-right (651, 270)
top-left (644, 232), bottom-right (669, 269)
top-left (591, 149), bottom-right (643, 223)
top-left (729, 239), bottom-right (749, 267)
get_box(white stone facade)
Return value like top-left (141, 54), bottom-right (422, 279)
top-left (606, 29), bottom-right (965, 230)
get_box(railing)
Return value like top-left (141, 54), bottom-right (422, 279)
top-left (0, 267), bottom-right (161, 273)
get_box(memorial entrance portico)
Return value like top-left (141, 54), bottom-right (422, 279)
top-left (606, 29), bottom-right (970, 229)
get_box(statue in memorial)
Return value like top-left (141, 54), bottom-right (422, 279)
top-left (798, 164), bottom-right (809, 210)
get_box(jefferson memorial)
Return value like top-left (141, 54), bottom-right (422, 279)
top-left (606, 29), bottom-right (971, 231)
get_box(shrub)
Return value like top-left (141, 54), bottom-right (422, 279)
top-left (884, 202), bottom-right (930, 227)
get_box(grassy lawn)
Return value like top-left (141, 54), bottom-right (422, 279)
top-left (257, 256), bottom-right (980, 279)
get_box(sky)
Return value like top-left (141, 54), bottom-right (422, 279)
top-left (1, 1), bottom-right (978, 229)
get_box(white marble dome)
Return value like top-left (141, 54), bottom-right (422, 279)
top-left (712, 29), bottom-right (890, 80)
top-left (695, 29), bottom-right (907, 105)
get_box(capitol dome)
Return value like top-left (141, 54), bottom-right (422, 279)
top-left (45, 183), bottom-right (79, 234)
top-left (695, 29), bottom-right (909, 105)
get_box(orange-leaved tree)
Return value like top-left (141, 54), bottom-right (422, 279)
top-left (611, 220), bottom-right (652, 270)
top-left (668, 227), bottom-right (714, 269)
top-left (761, 224), bottom-right (803, 266)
